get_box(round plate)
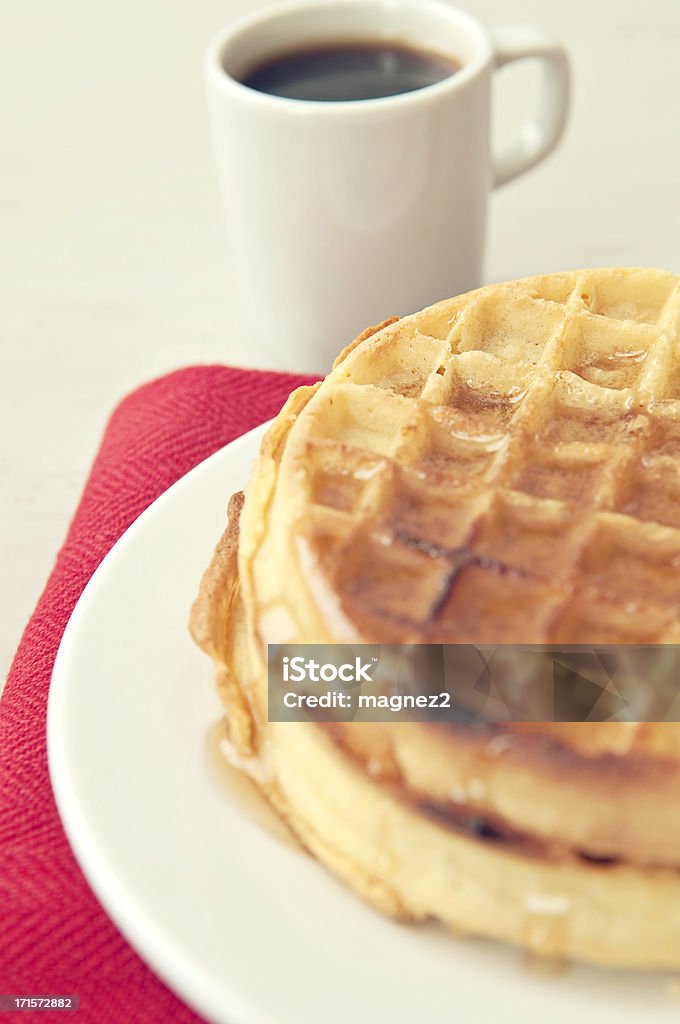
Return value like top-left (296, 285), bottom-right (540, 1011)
top-left (48, 424), bottom-right (676, 1024)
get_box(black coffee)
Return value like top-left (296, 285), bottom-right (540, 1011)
top-left (239, 41), bottom-right (460, 102)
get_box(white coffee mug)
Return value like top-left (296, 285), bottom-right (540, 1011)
top-left (205, 0), bottom-right (569, 373)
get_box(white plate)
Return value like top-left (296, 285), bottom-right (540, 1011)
top-left (48, 424), bottom-right (677, 1024)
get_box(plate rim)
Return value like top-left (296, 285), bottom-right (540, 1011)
top-left (47, 423), bottom-right (270, 1024)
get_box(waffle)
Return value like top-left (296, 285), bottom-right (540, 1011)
top-left (192, 268), bottom-right (680, 967)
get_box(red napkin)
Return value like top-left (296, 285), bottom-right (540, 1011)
top-left (0, 366), bottom-right (317, 1023)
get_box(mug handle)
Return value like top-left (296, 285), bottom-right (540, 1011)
top-left (491, 26), bottom-right (570, 188)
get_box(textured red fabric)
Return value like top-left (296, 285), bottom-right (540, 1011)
top-left (0, 366), bottom-right (318, 1023)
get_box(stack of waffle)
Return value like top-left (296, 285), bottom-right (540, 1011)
top-left (191, 267), bottom-right (680, 967)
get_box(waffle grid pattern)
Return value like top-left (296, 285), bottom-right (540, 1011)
top-left (298, 271), bottom-right (680, 643)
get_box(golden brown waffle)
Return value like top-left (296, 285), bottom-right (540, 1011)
top-left (192, 268), bottom-right (680, 968)
top-left (278, 268), bottom-right (680, 649)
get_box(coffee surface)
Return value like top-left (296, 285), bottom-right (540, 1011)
top-left (239, 41), bottom-right (460, 102)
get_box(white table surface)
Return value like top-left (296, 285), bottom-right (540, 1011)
top-left (2, 0), bottom-right (679, 685)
